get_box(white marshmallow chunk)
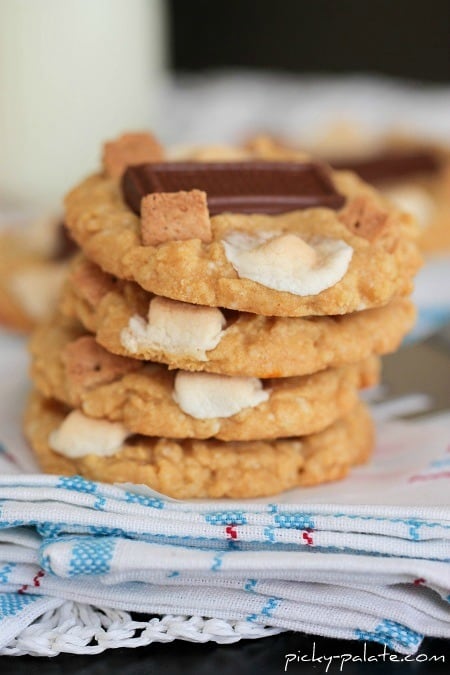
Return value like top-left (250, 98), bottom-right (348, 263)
top-left (222, 231), bottom-right (353, 296)
top-left (49, 410), bottom-right (130, 458)
top-left (173, 371), bottom-right (269, 419)
top-left (121, 297), bottom-right (226, 360)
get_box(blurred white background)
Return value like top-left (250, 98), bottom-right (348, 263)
top-left (0, 0), bottom-right (168, 207)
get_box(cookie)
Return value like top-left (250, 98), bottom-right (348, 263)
top-left (327, 133), bottom-right (450, 256)
top-left (64, 133), bottom-right (421, 317)
top-left (30, 315), bottom-right (379, 441)
top-left (0, 216), bottom-right (76, 331)
top-left (24, 391), bottom-right (374, 499)
top-left (61, 255), bottom-right (415, 378)
top-left (383, 157), bottom-right (450, 255)
top-left (246, 131), bottom-right (450, 255)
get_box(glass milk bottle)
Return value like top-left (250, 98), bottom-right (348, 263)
top-left (0, 0), bottom-right (167, 209)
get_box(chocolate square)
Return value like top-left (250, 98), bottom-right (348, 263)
top-left (122, 161), bottom-right (346, 216)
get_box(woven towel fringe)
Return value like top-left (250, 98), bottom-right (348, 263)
top-left (0, 601), bottom-right (281, 656)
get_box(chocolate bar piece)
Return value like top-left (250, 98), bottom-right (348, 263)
top-left (333, 150), bottom-right (440, 184)
top-left (122, 161), bottom-right (345, 216)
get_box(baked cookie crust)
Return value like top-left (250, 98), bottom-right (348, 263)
top-left (30, 315), bottom-right (379, 441)
top-left (0, 220), bottom-right (73, 332)
top-left (64, 167), bottom-right (421, 317)
top-left (24, 391), bottom-right (374, 499)
top-left (245, 132), bottom-right (450, 255)
top-left (0, 235), bottom-right (63, 331)
top-left (61, 255), bottom-right (415, 378)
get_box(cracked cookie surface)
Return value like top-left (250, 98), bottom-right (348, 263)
top-left (24, 391), bottom-right (374, 499)
top-left (64, 166), bottom-right (421, 317)
top-left (61, 255), bottom-right (415, 377)
top-left (30, 315), bottom-right (379, 441)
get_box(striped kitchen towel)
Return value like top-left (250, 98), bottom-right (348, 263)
top-left (0, 470), bottom-right (449, 656)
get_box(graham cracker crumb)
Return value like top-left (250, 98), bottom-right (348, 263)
top-left (339, 195), bottom-right (390, 240)
top-left (103, 132), bottom-right (164, 180)
top-left (62, 336), bottom-right (140, 399)
top-left (141, 190), bottom-right (212, 246)
top-left (71, 259), bottom-right (117, 306)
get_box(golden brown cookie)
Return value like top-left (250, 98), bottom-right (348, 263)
top-left (61, 255), bottom-right (415, 378)
top-left (24, 391), bottom-right (374, 499)
top-left (334, 136), bottom-right (450, 256)
top-left (400, 162), bottom-right (450, 255)
top-left (246, 131), bottom-right (450, 255)
top-left (0, 216), bottom-right (75, 332)
top-left (64, 136), bottom-right (421, 317)
top-left (30, 315), bottom-right (379, 441)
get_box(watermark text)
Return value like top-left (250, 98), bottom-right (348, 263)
top-left (284, 642), bottom-right (445, 672)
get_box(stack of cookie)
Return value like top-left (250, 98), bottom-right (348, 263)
top-left (25, 132), bottom-right (421, 499)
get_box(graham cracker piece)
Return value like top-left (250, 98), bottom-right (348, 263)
top-left (140, 190), bottom-right (212, 246)
top-left (103, 132), bottom-right (164, 180)
top-left (71, 259), bottom-right (117, 306)
top-left (339, 195), bottom-right (390, 241)
top-left (62, 336), bottom-right (140, 399)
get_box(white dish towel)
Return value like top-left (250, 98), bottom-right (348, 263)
top-left (0, 451), bottom-right (449, 657)
top-left (0, 335), bottom-right (450, 656)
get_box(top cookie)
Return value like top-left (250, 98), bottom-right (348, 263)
top-left (64, 132), bottom-right (421, 317)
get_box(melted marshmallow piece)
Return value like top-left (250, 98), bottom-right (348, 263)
top-left (173, 371), bottom-right (270, 419)
top-left (222, 231), bottom-right (353, 296)
top-left (49, 410), bottom-right (130, 458)
top-left (385, 185), bottom-right (435, 229)
top-left (121, 297), bottom-right (226, 360)
top-left (9, 264), bottom-right (67, 320)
